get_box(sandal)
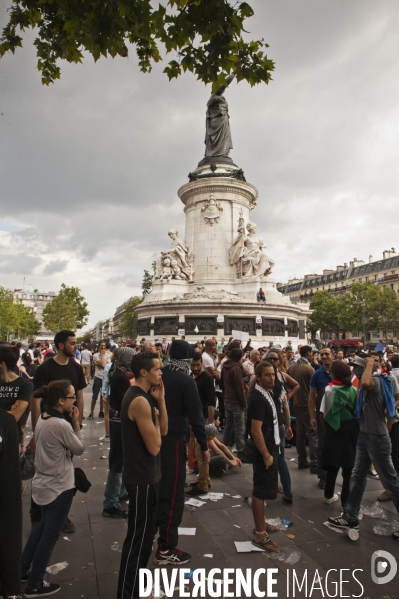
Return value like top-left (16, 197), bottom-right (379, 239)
top-left (252, 532), bottom-right (280, 553)
top-left (252, 522), bottom-right (279, 534)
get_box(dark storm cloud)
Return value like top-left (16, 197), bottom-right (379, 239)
top-left (1, 0), bottom-right (399, 324)
top-left (42, 260), bottom-right (69, 275)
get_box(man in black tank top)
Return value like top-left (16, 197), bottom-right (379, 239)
top-left (117, 353), bottom-right (167, 599)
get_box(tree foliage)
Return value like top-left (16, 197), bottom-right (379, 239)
top-left (118, 296), bottom-right (142, 339)
top-left (309, 282), bottom-right (399, 342)
top-left (142, 268), bottom-right (153, 297)
top-left (0, 0), bottom-right (274, 87)
top-left (42, 283), bottom-right (89, 333)
top-left (0, 286), bottom-right (40, 339)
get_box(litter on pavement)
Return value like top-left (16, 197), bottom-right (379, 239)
top-left (178, 528), bottom-right (196, 535)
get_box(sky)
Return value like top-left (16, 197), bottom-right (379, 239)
top-left (1, 0), bottom-right (399, 329)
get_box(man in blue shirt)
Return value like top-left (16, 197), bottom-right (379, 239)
top-left (308, 348), bottom-right (333, 488)
top-left (256, 288), bottom-right (266, 303)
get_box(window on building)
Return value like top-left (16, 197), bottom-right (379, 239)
top-left (391, 284), bottom-right (394, 291)
top-left (374, 275), bottom-right (378, 281)
top-left (352, 331), bottom-right (359, 338)
top-left (393, 329), bottom-right (398, 337)
top-left (373, 331), bottom-right (379, 340)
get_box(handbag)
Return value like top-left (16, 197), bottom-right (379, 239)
top-left (74, 467), bottom-right (92, 493)
top-left (20, 450), bottom-right (35, 480)
top-left (242, 438), bottom-right (257, 464)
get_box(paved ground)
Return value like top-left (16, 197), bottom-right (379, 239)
top-left (21, 387), bottom-right (399, 598)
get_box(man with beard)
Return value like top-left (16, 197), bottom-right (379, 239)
top-left (30, 330), bottom-right (86, 533)
top-left (155, 340), bottom-right (210, 566)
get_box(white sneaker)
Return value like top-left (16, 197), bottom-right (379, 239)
top-left (324, 494), bottom-right (339, 505)
top-left (99, 435), bottom-right (110, 442)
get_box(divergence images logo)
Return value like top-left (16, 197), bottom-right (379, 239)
top-left (371, 550), bottom-right (397, 585)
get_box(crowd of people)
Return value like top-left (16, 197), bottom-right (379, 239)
top-left (1, 331), bottom-right (399, 598)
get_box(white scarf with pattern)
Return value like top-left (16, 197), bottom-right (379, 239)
top-left (255, 383), bottom-right (281, 448)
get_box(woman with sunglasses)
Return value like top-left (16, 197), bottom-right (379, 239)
top-left (21, 380), bottom-right (85, 598)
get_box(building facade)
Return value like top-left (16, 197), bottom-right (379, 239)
top-left (13, 287), bottom-right (57, 340)
top-left (277, 249), bottom-right (399, 344)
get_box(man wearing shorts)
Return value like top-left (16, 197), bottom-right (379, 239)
top-left (80, 344), bottom-right (92, 385)
top-left (247, 361), bottom-right (281, 553)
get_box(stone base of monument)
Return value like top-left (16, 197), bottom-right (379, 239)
top-left (135, 281), bottom-right (310, 345)
top-left (135, 155), bottom-right (310, 346)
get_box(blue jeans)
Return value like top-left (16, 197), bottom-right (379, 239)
top-left (278, 424), bottom-right (293, 499)
top-left (22, 489), bottom-right (74, 589)
top-left (316, 412), bottom-right (327, 480)
top-left (92, 376), bottom-right (102, 402)
top-left (344, 431), bottom-right (399, 521)
top-left (103, 471), bottom-right (127, 509)
top-left (223, 402), bottom-right (245, 456)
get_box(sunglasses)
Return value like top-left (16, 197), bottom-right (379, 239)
top-left (66, 395), bottom-right (76, 400)
top-left (268, 357), bottom-right (279, 361)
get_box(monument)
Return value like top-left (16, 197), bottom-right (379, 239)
top-left (135, 79), bottom-right (310, 344)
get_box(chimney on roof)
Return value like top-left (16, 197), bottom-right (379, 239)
top-left (369, 255), bottom-right (373, 263)
top-left (383, 249), bottom-right (397, 259)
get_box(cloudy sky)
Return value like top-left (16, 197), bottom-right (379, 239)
top-left (1, 0), bottom-right (399, 328)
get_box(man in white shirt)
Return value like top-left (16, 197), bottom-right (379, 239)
top-left (89, 341), bottom-right (111, 419)
top-left (202, 339), bottom-right (219, 380)
top-left (80, 344), bottom-right (92, 385)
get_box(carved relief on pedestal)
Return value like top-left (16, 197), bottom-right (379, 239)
top-left (154, 317), bottom-right (178, 335)
top-left (224, 316), bottom-right (256, 336)
top-left (185, 316), bottom-right (217, 335)
top-left (262, 319), bottom-right (285, 336)
top-left (154, 229), bottom-right (194, 282)
top-left (228, 210), bottom-right (275, 279)
top-left (288, 319), bottom-right (299, 337)
top-left (170, 286), bottom-right (246, 302)
top-left (201, 196), bottom-right (223, 225)
top-left (137, 318), bottom-right (151, 336)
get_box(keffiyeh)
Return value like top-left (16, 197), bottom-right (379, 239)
top-left (168, 340), bottom-right (194, 374)
top-left (255, 383), bottom-right (281, 447)
top-left (109, 347), bottom-right (135, 381)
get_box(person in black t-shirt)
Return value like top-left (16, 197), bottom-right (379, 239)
top-left (247, 361), bottom-right (281, 553)
top-left (102, 347), bottom-right (134, 519)
top-left (0, 346), bottom-right (33, 426)
top-left (31, 331), bottom-right (86, 435)
top-left (29, 330), bottom-right (85, 534)
top-left (0, 410), bottom-right (22, 599)
top-left (118, 352), bottom-right (167, 599)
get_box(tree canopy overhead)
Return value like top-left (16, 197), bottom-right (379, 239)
top-left (0, 0), bottom-right (275, 86)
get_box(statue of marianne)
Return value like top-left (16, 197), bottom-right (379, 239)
top-left (204, 74), bottom-right (235, 157)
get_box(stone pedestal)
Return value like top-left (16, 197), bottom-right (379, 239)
top-left (135, 158), bottom-right (310, 345)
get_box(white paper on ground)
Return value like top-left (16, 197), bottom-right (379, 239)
top-left (46, 562), bottom-right (69, 574)
top-left (63, 537), bottom-right (71, 542)
top-left (235, 541), bottom-right (265, 553)
top-left (178, 528), bottom-right (196, 535)
top-left (231, 505), bottom-right (241, 508)
top-left (185, 498), bottom-right (206, 507)
top-left (46, 561), bottom-right (69, 575)
top-left (231, 495), bottom-right (241, 499)
top-left (203, 554), bottom-right (213, 558)
top-left (198, 492), bottom-right (224, 500)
